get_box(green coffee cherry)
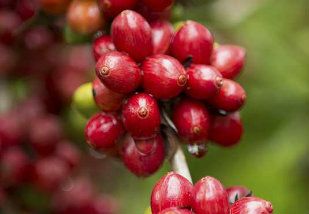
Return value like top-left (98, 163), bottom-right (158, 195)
top-left (72, 82), bottom-right (98, 118)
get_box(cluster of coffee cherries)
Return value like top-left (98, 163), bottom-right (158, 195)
top-left (83, 5), bottom-right (246, 176)
top-left (150, 172), bottom-right (273, 214)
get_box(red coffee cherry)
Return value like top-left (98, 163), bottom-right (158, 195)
top-left (209, 112), bottom-right (243, 147)
top-left (67, 0), bottom-right (104, 35)
top-left (121, 134), bottom-right (165, 177)
top-left (23, 26), bottom-right (54, 51)
top-left (173, 99), bottom-right (210, 143)
top-left (192, 176), bottom-right (229, 214)
top-left (92, 35), bottom-right (116, 61)
top-left (171, 21), bottom-right (214, 64)
top-left (96, 51), bottom-right (141, 94)
top-left (98, 0), bottom-right (138, 18)
top-left (151, 172), bottom-right (193, 214)
top-left (151, 21), bottom-right (174, 55)
top-left (16, 0), bottom-right (38, 21)
top-left (209, 79), bottom-right (246, 112)
top-left (111, 10), bottom-right (152, 62)
top-left (186, 65), bottom-right (223, 100)
top-left (135, 2), bottom-right (171, 22)
top-left (34, 157), bottom-right (70, 192)
top-left (92, 78), bottom-right (124, 112)
top-left (85, 112), bottom-right (124, 151)
top-left (29, 115), bottom-right (63, 156)
top-left (226, 186), bottom-right (252, 204)
top-left (122, 93), bottom-right (161, 139)
top-left (39, 0), bottom-right (70, 14)
top-left (142, 0), bottom-right (174, 12)
top-left (211, 45), bottom-right (246, 79)
top-left (142, 54), bottom-right (187, 100)
top-left (55, 141), bottom-right (81, 169)
top-left (230, 197), bottom-right (273, 214)
top-left (0, 10), bottom-right (21, 45)
top-left (0, 113), bottom-right (22, 150)
top-left (158, 208), bottom-right (195, 214)
top-left (0, 147), bottom-right (31, 186)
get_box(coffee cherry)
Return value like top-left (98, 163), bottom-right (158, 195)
top-left (92, 35), bottom-right (116, 61)
top-left (230, 197), bottom-right (273, 214)
top-left (173, 99), bottom-right (210, 143)
top-left (34, 157), bottom-right (70, 192)
top-left (0, 147), bottom-right (31, 187)
top-left (135, 2), bottom-right (171, 22)
top-left (187, 143), bottom-right (208, 158)
top-left (186, 65), bottom-right (223, 100)
top-left (96, 51), bottom-right (141, 94)
top-left (92, 78), bottom-right (124, 112)
top-left (158, 208), bottom-right (194, 214)
top-left (23, 26), bottom-right (54, 51)
top-left (73, 82), bottom-right (98, 118)
top-left (192, 176), bottom-right (229, 214)
top-left (151, 172), bottom-right (193, 214)
top-left (16, 0), bottom-right (38, 21)
top-left (98, 0), bottom-right (138, 18)
top-left (55, 141), bottom-right (81, 169)
top-left (67, 0), bottom-right (104, 35)
top-left (209, 112), bottom-right (243, 147)
top-left (226, 186), bottom-right (252, 204)
top-left (142, 0), bottom-right (174, 12)
top-left (121, 134), bottom-right (165, 177)
top-left (211, 45), bottom-right (246, 79)
top-left (111, 10), bottom-right (152, 62)
top-left (39, 0), bottom-right (70, 14)
top-left (0, 10), bottom-right (21, 45)
top-left (209, 79), bottom-right (246, 112)
top-left (0, 114), bottom-right (22, 150)
top-left (29, 115), bottom-right (63, 156)
top-left (122, 93), bottom-right (161, 138)
top-left (85, 112), bottom-right (124, 151)
top-left (171, 21), bottom-right (213, 64)
top-left (151, 21), bottom-right (174, 55)
top-left (142, 54), bottom-right (187, 99)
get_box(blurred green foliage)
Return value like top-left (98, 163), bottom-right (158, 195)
top-left (110, 0), bottom-right (309, 213)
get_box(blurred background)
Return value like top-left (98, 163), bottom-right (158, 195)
top-left (1, 0), bottom-right (309, 213)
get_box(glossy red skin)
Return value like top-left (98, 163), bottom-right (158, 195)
top-left (209, 112), bottom-right (243, 147)
top-left (111, 10), bottom-right (152, 62)
top-left (92, 78), bottom-right (124, 112)
top-left (39, 0), bottom-right (70, 14)
top-left (85, 112), bottom-right (124, 151)
top-left (186, 65), bottom-right (223, 100)
top-left (192, 176), bottom-right (229, 214)
top-left (209, 79), bottom-right (246, 112)
top-left (95, 51), bottom-right (141, 94)
top-left (55, 141), bottom-right (81, 169)
top-left (151, 172), bottom-right (193, 214)
top-left (226, 186), bottom-right (252, 204)
top-left (151, 21), bottom-right (174, 55)
top-left (171, 21), bottom-right (213, 64)
top-left (230, 197), bottom-right (273, 214)
top-left (34, 157), bottom-right (70, 192)
top-left (121, 134), bottom-right (165, 177)
top-left (67, 0), bottom-right (104, 35)
top-left (173, 99), bottom-right (210, 143)
top-left (142, 0), bottom-right (173, 12)
top-left (187, 143), bottom-right (208, 158)
top-left (211, 45), bottom-right (246, 79)
top-left (122, 93), bottom-right (161, 138)
top-left (29, 115), bottom-right (63, 156)
top-left (92, 35), bottom-right (116, 61)
top-left (0, 147), bottom-right (31, 186)
top-left (0, 10), bottom-right (21, 45)
top-left (142, 54), bottom-right (187, 100)
top-left (98, 0), bottom-right (138, 18)
top-left (158, 208), bottom-right (195, 214)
